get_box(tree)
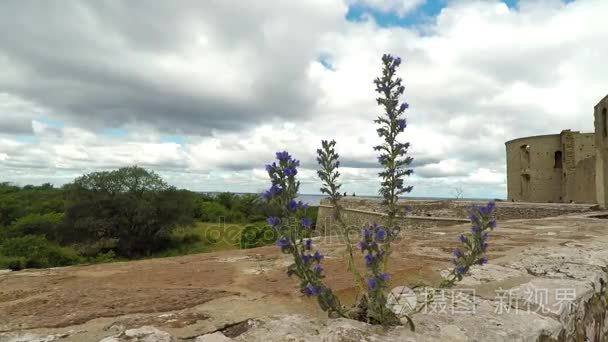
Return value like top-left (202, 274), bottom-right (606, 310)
top-left (62, 166), bottom-right (195, 257)
top-left (2, 212), bottom-right (64, 240)
top-left (215, 192), bottom-right (238, 210)
top-left (234, 193), bottom-right (265, 221)
top-left (0, 183), bottom-right (64, 228)
top-left (452, 185), bottom-right (464, 200)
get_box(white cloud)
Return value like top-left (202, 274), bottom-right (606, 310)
top-left (1, 0), bottom-right (607, 199)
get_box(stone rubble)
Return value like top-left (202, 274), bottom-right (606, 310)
top-left (98, 326), bottom-right (173, 342)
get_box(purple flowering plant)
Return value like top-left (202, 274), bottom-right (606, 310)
top-left (264, 54), bottom-right (493, 328)
top-left (264, 54), bottom-right (415, 326)
top-left (316, 140), bottom-right (366, 291)
top-left (264, 151), bottom-right (346, 317)
top-left (440, 201), bottom-right (497, 287)
top-left (371, 54), bottom-right (414, 272)
top-left (348, 53), bottom-right (414, 325)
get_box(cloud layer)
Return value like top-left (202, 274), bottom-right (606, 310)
top-left (1, 0), bottom-right (606, 199)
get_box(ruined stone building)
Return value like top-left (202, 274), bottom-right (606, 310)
top-left (595, 94), bottom-right (608, 208)
top-left (505, 94), bottom-right (608, 207)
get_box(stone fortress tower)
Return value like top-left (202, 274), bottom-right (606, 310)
top-left (595, 94), bottom-right (608, 208)
top-left (505, 94), bottom-right (608, 208)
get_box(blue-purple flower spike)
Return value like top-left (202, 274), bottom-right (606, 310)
top-left (305, 239), bottom-right (313, 250)
top-left (300, 217), bottom-right (313, 229)
top-left (455, 265), bottom-right (467, 275)
top-left (276, 151), bottom-right (291, 162)
top-left (442, 200), bottom-right (497, 288)
top-left (267, 216), bottom-right (280, 227)
top-left (277, 237), bottom-right (290, 249)
top-left (287, 200), bottom-right (298, 211)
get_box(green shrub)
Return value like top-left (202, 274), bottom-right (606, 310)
top-left (77, 239), bottom-right (118, 258)
top-left (180, 232), bottom-right (202, 244)
top-left (246, 214), bottom-right (267, 223)
top-left (169, 225), bottom-right (221, 247)
top-left (0, 255), bottom-right (26, 271)
top-left (214, 192), bottom-right (239, 210)
top-left (0, 235), bottom-right (82, 268)
top-left (3, 212), bottom-right (64, 240)
top-left (88, 250), bottom-right (116, 264)
top-left (62, 167), bottom-right (195, 257)
top-left (0, 183), bottom-right (65, 227)
top-left (239, 224), bottom-right (277, 249)
top-left (199, 201), bottom-right (230, 222)
top-left (8, 257), bottom-right (26, 270)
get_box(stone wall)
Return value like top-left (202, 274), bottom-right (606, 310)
top-left (564, 131), bottom-right (597, 203)
top-left (316, 198), bottom-right (467, 235)
top-left (505, 131), bottom-right (597, 204)
top-left (316, 197), bottom-right (593, 233)
top-left (595, 94), bottom-right (608, 208)
top-left (506, 134), bottom-right (563, 203)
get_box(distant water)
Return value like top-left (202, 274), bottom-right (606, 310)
top-left (200, 192), bottom-right (495, 207)
top-left (296, 194), bottom-right (329, 206)
top-left (296, 194), bottom-right (495, 206)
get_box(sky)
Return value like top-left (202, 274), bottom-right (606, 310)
top-left (0, 0), bottom-right (606, 199)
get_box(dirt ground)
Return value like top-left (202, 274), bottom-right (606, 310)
top-left (1, 208), bottom-right (607, 340)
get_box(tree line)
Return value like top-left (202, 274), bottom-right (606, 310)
top-left (0, 166), bottom-right (300, 270)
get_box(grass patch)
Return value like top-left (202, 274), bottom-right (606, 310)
top-left (155, 222), bottom-right (250, 257)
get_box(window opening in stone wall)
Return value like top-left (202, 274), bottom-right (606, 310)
top-left (520, 144), bottom-right (530, 168)
top-left (554, 151), bottom-right (562, 168)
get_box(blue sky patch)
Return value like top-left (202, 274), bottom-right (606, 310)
top-left (345, 0), bottom-right (446, 27)
top-left (14, 135), bottom-right (39, 144)
top-left (160, 135), bottom-right (186, 144)
top-left (37, 117), bottom-right (64, 129)
top-left (345, 0), bottom-right (576, 27)
top-left (99, 127), bottom-right (128, 137)
top-left (317, 53), bottom-right (335, 71)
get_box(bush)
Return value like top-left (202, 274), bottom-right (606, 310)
top-left (180, 232), bottom-right (202, 244)
top-left (62, 166), bottom-right (195, 257)
top-left (88, 250), bottom-right (116, 264)
top-left (198, 201), bottom-right (228, 222)
top-left (239, 224), bottom-right (277, 249)
top-left (7, 257), bottom-right (26, 270)
top-left (246, 214), bottom-right (267, 223)
top-left (170, 228), bottom-right (216, 247)
top-left (214, 192), bottom-right (239, 210)
top-left (0, 183), bottom-right (65, 227)
top-left (0, 255), bottom-right (26, 271)
top-left (0, 235), bottom-right (82, 268)
top-left (2, 212), bottom-right (64, 240)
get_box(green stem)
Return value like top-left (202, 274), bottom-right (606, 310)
top-left (331, 199), bottom-right (366, 294)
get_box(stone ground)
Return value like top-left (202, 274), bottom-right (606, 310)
top-left (1, 206), bottom-right (608, 341)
